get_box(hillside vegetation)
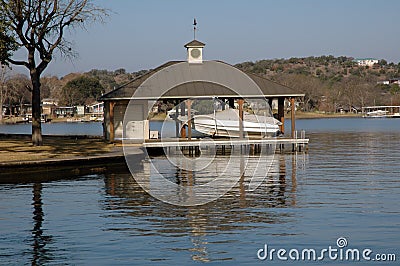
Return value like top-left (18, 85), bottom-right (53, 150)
top-left (235, 56), bottom-right (400, 112)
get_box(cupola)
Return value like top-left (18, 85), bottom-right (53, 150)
top-left (184, 40), bottom-right (205, 64)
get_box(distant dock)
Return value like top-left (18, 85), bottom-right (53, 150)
top-left (362, 106), bottom-right (400, 118)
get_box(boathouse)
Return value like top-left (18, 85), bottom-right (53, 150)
top-left (99, 40), bottom-right (304, 142)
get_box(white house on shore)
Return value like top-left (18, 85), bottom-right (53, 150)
top-left (354, 58), bottom-right (379, 67)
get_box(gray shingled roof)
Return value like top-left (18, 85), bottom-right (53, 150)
top-left (99, 61), bottom-right (304, 101)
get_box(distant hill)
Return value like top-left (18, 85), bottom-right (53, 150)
top-left (235, 56), bottom-right (400, 112)
top-left (235, 56), bottom-right (400, 81)
top-left (85, 68), bottom-right (151, 93)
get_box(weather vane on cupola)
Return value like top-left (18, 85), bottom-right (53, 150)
top-left (193, 18), bottom-right (197, 40)
top-left (185, 18), bottom-right (205, 64)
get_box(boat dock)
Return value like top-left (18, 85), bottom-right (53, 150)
top-left (143, 135), bottom-right (309, 155)
top-left (362, 105), bottom-right (400, 118)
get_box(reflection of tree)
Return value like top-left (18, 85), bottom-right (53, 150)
top-left (31, 183), bottom-right (52, 266)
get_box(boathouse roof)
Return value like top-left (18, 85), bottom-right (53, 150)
top-left (184, 40), bottom-right (206, 47)
top-left (100, 60), bottom-right (304, 101)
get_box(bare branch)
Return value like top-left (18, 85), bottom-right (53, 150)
top-left (7, 58), bottom-right (30, 68)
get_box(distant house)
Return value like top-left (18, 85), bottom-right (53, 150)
top-left (42, 98), bottom-right (59, 106)
top-left (54, 106), bottom-right (75, 117)
top-left (377, 78), bottom-right (400, 85)
top-left (87, 102), bottom-right (104, 121)
top-left (336, 105), bottom-right (360, 114)
top-left (354, 58), bottom-right (379, 67)
top-left (1, 105), bottom-right (10, 116)
top-left (41, 98), bottom-right (58, 116)
top-left (76, 106), bottom-right (87, 116)
top-left (88, 102), bottom-right (104, 114)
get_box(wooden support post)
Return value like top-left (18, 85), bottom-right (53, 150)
top-left (268, 98), bottom-right (273, 110)
top-left (174, 101), bottom-right (180, 138)
top-left (278, 97), bottom-right (285, 134)
top-left (180, 101), bottom-right (186, 138)
top-left (109, 101), bottom-right (115, 142)
top-left (180, 100), bottom-right (185, 116)
top-left (186, 99), bottom-right (192, 140)
top-left (238, 99), bottom-right (244, 139)
top-left (180, 126), bottom-right (186, 138)
top-left (291, 98), bottom-right (296, 139)
top-left (228, 98), bottom-right (235, 109)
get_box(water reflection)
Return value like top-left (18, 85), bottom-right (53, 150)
top-left (103, 153), bottom-right (300, 262)
top-left (291, 154), bottom-right (297, 206)
top-left (31, 183), bottom-right (53, 265)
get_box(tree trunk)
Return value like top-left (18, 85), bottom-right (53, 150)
top-left (31, 70), bottom-right (42, 146)
top-left (0, 83), bottom-right (4, 122)
top-left (0, 93), bottom-right (3, 122)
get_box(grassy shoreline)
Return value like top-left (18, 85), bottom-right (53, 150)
top-left (0, 137), bottom-right (118, 164)
top-left (290, 111), bottom-right (362, 119)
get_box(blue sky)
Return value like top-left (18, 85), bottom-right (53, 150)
top-left (30, 0), bottom-right (400, 77)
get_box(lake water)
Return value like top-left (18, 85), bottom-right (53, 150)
top-left (0, 122), bottom-right (103, 136)
top-left (1, 118), bottom-right (399, 265)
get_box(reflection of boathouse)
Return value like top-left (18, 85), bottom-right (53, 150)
top-left (103, 152), bottom-right (300, 262)
top-left (100, 39), bottom-right (304, 142)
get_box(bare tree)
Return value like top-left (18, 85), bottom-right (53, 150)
top-left (341, 76), bottom-right (374, 110)
top-left (275, 74), bottom-right (324, 111)
top-left (7, 73), bottom-right (31, 115)
top-left (325, 83), bottom-right (344, 113)
top-left (0, 0), bottom-right (109, 145)
top-left (41, 75), bottom-right (63, 101)
top-left (0, 64), bottom-right (11, 122)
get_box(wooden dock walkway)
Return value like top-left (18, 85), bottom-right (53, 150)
top-left (143, 137), bottom-right (309, 154)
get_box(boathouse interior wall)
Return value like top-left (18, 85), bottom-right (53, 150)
top-left (99, 40), bottom-right (304, 142)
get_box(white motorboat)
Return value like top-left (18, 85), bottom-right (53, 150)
top-left (193, 109), bottom-right (281, 138)
top-left (167, 107), bottom-right (198, 121)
